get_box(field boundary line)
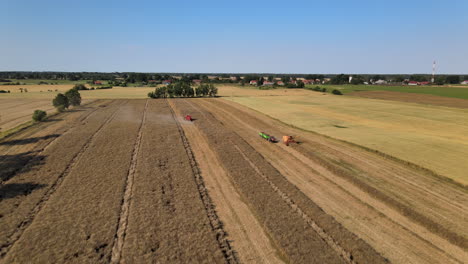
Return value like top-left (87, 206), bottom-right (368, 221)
top-left (0, 100), bottom-right (110, 185)
top-left (0, 100), bottom-right (125, 259)
top-left (110, 99), bottom-right (148, 264)
top-left (167, 99), bottom-right (239, 264)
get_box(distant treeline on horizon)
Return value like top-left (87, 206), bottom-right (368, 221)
top-left (0, 71), bottom-right (467, 85)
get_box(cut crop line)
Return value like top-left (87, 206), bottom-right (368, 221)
top-left (0, 100), bottom-right (109, 184)
top-left (233, 144), bottom-right (356, 264)
top-left (0, 100), bottom-right (124, 259)
top-left (110, 99), bottom-right (148, 264)
top-left (183, 99), bottom-right (356, 264)
top-left (167, 99), bottom-right (239, 264)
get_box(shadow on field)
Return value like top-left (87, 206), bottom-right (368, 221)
top-left (44, 118), bottom-right (63, 122)
top-left (0, 134), bottom-right (60, 146)
top-left (68, 109), bottom-right (85, 113)
top-left (0, 182), bottom-right (46, 200)
top-left (0, 152), bottom-right (46, 182)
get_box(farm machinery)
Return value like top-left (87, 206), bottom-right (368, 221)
top-left (282, 135), bottom-right (297, 146)
top-left (185, 115), bottom-right (193, 121)
top-left (259, 132), bottom-right (277, 143)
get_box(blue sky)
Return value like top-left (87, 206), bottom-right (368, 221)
top-left (1, 0), bottom-right (467, 74)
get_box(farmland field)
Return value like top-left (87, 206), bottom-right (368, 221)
top-left (0, 99), bottom-right (56, 132)
top-left (313, 84), bottom-right (468, 100)
top-left (0, 98), bottom-right (466, 263)
top-left (348, 90), bottom-right (468, 108)
top-left (226, 92), bottom-right (468, 185)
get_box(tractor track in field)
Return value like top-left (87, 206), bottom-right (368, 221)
top-left (0, 100), bottom-right (106, 184)
top-left (167, 99), bottom-right (239, 264)
top-left (110, 99), bottom-right (148, 264)
top-left (181, 99), bottom-right (357, 264)
top-left (0, 100), bottom-right (124, 259)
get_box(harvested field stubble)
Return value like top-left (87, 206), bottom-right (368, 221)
top-left (226, 95), bottom-right (468, 184)
top-left (0, 99), bottom-right (56, 131)
top-left (199, 98), bottom-right (468, 263)
top-left (120, 99), bottom-right (231, 263)
top-left (0, 100), bottom-right (105, 184)
top-left (172, 99), bottom-right (387, 264)
top-left (0, 100), bottom-right (122, 258)
top-left (205, 99), bottom-right (468, 249)
top-left (1, 100), bottom-right (145, 263)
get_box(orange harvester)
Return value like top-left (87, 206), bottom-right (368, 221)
top-left (283, 135), bottom-right (296, 146)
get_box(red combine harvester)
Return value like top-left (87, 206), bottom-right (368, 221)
top-left (185, 115), bottom-right (193, 121)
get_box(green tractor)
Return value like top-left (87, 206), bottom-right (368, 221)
top-left (259, 132), bottom-right (277, 143)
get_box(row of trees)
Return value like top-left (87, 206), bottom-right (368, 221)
top-left (2, 72), bottom-right (467, 85)
top-left (331, 74), bottom-right (468, 85)
top-left (52, 86), bottom-right (82, 112)
top-left (148, 83), bottom-right (218, 99)
top-left (31, 86), bottom-right (82, 124)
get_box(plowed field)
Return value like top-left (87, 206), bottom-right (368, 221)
top-left (0, 98), bottom-right (465, 263)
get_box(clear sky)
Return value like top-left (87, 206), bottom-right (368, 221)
top-left (2, 0), bottom-right (467, 74)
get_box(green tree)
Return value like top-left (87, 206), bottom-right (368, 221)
top-left (208, 84), bottom-right (218, 97)
top-left (350, 75), bottom-right (365, 85)
top-left (410, 75), bottom-right (428, 82)
top-left (371, 75), bottom-right (386, 81)
top-left (53, 93), bottom-right (69, 110)
top-left (281, 76), bottom-right (290, 83)
top-left (296, 80), bottom-right (305, 88)
top-left (445, 75), bottom-right (460, 84)
top-left (32, 110), bottom-right (47, 122)
top-left (73, 84), bottom-right (88, 90)
top-left (331, 74), bottom-right (349, 84)
top-left (434, 76), bottom-right (445, 85)
top-left (332, 89), bottom-right (343, 95)
top-left (65, 88), bottom-right (82, 106)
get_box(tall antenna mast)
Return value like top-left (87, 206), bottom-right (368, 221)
top-left (431, 60), bottom-right (436, 83)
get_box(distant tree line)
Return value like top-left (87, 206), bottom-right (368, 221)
top-left (148, 83), bottom-right (217, 99)
top-left (1, 72), bottom-right (467, 85)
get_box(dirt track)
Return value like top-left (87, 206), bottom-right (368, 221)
top-left (0, 98), bottom-right (466, 263)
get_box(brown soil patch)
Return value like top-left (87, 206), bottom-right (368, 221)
top-left (349, 90), bottom-right (468, 108)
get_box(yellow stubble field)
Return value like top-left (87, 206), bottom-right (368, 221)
top-left (224, 90), bottom-right (468, 185)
